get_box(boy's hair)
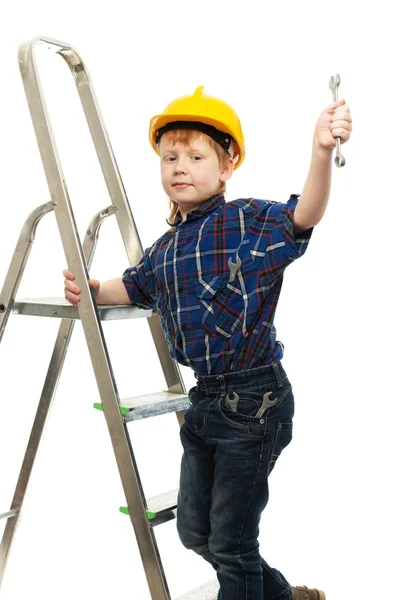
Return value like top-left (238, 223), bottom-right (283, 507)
top-left (162, 129), bottom-right (231, 232)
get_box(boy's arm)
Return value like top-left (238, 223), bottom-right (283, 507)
top-left (294, 146), bottom-right (333, 234)
top-left (63, 272), bottom-right (132, 306)
top-left (97, 245), bottom-right (156, 307)
top-left (122, 247), bottom-right (156, 310)
top-left (96, 278), bottom-right (133, 304)
top-left (64, 245), bottom-right (156, 308)
top-left (294, 97), bottom-right (352, 233)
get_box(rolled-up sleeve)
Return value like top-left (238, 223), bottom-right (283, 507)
top-left (266, 194), bottom-right (314, 264)
top-left (122, 246), bottom-right (156, 309)
top-left (279, 194), bottom-right (313, 261)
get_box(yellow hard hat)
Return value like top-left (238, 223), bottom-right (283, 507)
top-left (149, 86), bottom-right (245, 169)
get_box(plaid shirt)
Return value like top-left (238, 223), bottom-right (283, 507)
top-left (123, 193), bottom-right (313, 375)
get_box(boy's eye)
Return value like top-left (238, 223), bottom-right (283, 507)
top-left (191, 155), bottom-right (202, 161)
top-left (165, 156), bottom-right (176, 162)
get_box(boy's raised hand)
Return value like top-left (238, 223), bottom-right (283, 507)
top-left (313, 98), bottom-right (352, 152)
top-left (63, 269), bottom-right (100, 307)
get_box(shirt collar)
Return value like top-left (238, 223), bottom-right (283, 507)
top-left (167, 194), bottom-right (226, 227)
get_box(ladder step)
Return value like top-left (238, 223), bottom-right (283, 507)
top-left (120, 489), bottom-right (178, 527)
top-left (174, 580), bottom-right (219, 600)
top-left (120, 390), bottom-right (190, 422)
top-left (147, 488), bottom-right (178, 514)
top-left (0, 509), bottom-right (18, 521)
top-left (12, 298), bottom-right (152, 321)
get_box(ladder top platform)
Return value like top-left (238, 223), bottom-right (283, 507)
top-left (12, 298), bottom-right (153, 321)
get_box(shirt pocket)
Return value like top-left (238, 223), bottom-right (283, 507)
top-left (196, 271), bottom-right (245, 338)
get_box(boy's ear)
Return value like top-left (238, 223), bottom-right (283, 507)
top-left (220, 158), bottom-right (234, 183)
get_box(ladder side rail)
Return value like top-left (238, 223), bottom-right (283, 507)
top-left (0, 202), bottom-right (54, 343)
top-left (17, 39), bottom-right (171, 600)
top-left (0, 511), bottom-right (17, 522)
top-left (56, 39), bottom-right (185, 394)
top-left (0, 206), bottom-right (114, 585)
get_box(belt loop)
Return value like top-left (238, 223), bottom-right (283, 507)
top-left (195, 372), bottom-right (205, 393)
top-left (217, 374), bottom-right (227, 393)
top-left (272, 362), bottom-right (283, 388)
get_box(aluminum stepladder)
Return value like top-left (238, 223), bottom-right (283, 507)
top-left (0, 37), bottom-right (218, 600)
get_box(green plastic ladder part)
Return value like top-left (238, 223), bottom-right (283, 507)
top-left (93, 403), bottom-right (129, 415)
top-left (119, 506), bottom-right (156, 520)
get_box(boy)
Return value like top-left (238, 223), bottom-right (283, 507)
top-left (64, 86), bottom-right (352, 599)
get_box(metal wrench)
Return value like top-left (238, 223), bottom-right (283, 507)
top-left (225, 390), bottom-right (278, 420)
top-left (329, 74), bottom-right (346, 167)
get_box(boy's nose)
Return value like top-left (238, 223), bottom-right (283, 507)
top-left (174, 160), bottom-right (187, 174)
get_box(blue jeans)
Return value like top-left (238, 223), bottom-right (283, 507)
top-left (177, 361), bottom-right (294, 600)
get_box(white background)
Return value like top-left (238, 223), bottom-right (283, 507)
top-left (0, 2), bottom-right (399, 599)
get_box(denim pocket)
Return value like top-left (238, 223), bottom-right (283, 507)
top-left (185, 386), bottom-right (214, 435)
top-left (218, 382), bottom-right (293, 440)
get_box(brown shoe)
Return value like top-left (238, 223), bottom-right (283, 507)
top-left (292, 585), bottom-right (326, 600)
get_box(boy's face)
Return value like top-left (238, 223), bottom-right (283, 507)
top-left (159, 136), bottom-right (233, 219)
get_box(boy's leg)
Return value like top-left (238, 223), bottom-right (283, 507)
top-left (177, 366), bottom-right (295, 599)
top-left (207, 382), bottom-right (294, 600)
top-left (177, 404), bottom-right (218, 570)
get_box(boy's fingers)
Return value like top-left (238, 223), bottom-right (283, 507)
top-left (63, 271), bottom-right (98, 292)
top-left (65, 291), bottom-right (80, 304)
top-left (64, 280), bottom-right (80, 293)
top-left (64, 277), bottom-right (99, 300)
top-left (63, 269), bottom-right (75, 280)
top-left (327, 99), bottom-right (346, 113)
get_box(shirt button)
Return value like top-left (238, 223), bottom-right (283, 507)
top-left (176, 249), bottom-right (181, 256)
top-left (178, 287), bottom-right (183, 293)
top-left (181, 324), bottom-right (187, 331)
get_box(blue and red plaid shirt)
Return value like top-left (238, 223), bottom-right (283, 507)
top-left (123, 193), bottom-right (313, 375)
